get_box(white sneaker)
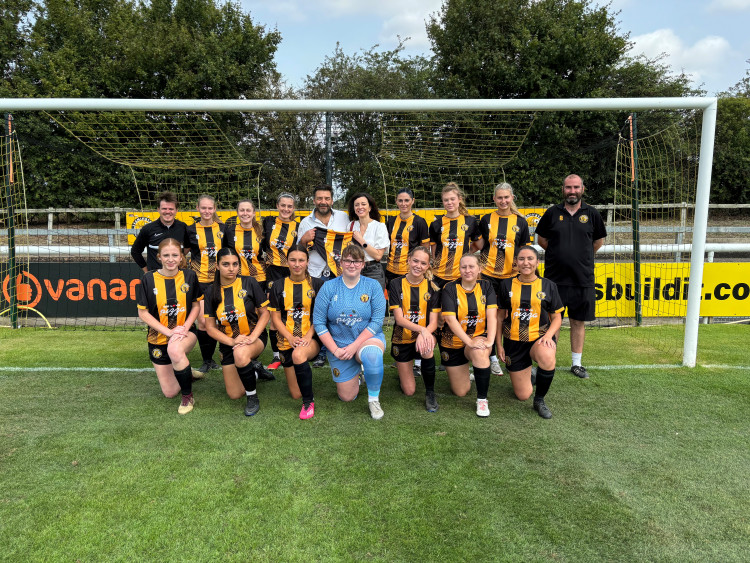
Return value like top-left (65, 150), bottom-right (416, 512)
top-left (368, 400), bottom-right (384, 420)
top-left (476, 399), bottom-right (490, 417)
top-left (490, 359), bottom-right (504, 376)
top-left (469, 368), bottom-right (475, 382)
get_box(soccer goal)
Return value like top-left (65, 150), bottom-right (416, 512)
top-left (0, 97), bottom-right (717, 367)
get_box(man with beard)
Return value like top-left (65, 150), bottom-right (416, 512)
top-left (535, 174), bottom-right (606, 379)
top-left (298, 184), bottom-right (352, 367)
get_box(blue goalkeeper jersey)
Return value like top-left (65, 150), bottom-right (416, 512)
top-left (313, 276), bottom-right (386, 346)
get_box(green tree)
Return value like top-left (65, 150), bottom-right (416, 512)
top-left (427, 0), bottom-right (697, 205)
top-left (11, 0), bottom-right (281, 209)
top-left (304, 43), bottom-right (434, 206)
top-left (712, 65), bottom-right (750, 204)
top-left (0, 0), bottom-right (33, 97)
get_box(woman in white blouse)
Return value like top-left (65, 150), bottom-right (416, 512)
top-left (347, 193), bottom-right (389, 290)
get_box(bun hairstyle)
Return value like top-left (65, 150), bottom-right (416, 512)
top-left (211, 247), bottom-right (240, 311)
top-left (494, 182), bottom-right (525, 219)
top-left (157, 238), bottom-right (187, 270)
top-left (442, 182), bottom-right (469, 216)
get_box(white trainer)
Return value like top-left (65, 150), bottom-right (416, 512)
top-left (368, 400), bottom-right (384, 420)
top-left (490, 359), bottom-right (504, 376)
top-left (476, 398), bottom-right (490, 418)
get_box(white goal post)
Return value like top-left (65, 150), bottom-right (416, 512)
top-left (0, 96), bottom-right (718, 367)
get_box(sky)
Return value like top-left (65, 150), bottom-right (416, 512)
top-left (240, 0), bottom-right (750, 96)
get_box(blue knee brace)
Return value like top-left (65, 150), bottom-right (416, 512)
top-left (360, 345), bottom-right (384, 398)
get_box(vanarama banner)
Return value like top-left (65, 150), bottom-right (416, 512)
top-left (2, 261), bottom-right (749, 319)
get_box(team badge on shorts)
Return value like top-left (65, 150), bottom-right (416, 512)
top-left (393, 346), bottom-right (400, 357)
top-left (512, 224), bottom-right (520, 233)
top-left (460, 224), bottom-right (469, 231)
top-left (180, 283), bottom-right (190, 293)
top-left (307, 289), bottom-right (316, 298)
top-left (537, 291), bottom-right (546, 300)
top-left (360, 294), bottom-right (369, 302)
top-left (238, 289), bottom-right (247, 298)
top-left (441, 351), bottom-right (450, 361)
top-left (505, 356), bottom-right (511, 366)
top-left (151, 348), bottom-right (162, 359)
top-left (579, 215), bottom-right (589, 223)
top-left (333, 368), bottom-right (340, 377)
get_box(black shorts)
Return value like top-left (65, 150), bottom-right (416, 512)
top-left (199, 281), bottom-right (213, 304)
top-left (391, 341), bottom-right (419, 363)
top-left (278, 335), bottom-right (322, 367)
top-left (218, 330), bottom-right (268, 366)
top-left (148, 343), bottom-right (172, 366)
top-left (438, 345), bottom-right (468, 367)
top-left (558, 285), bottom-right (596, 322)
top-left (503, 335), bottom-right (556, 372)
top-left (266, 265), bottom-right (289, 284)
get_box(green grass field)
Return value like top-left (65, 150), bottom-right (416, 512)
top-left (1, 325), bottom-right (748, 561)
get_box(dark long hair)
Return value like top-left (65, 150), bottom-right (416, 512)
top-left (347, 192), bottom-right (381, 222)
top-left (286, 243), bottom-right (313, 288)
top-left (211, 247), bottom-right (240, 311)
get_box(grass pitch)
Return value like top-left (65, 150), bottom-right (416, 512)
top-left (1, 324), bottom-right (748, 561)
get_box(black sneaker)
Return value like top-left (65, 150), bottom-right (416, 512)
top-left (570, 365), bottom-right (590, 379)
top-left (413, 365), bottom-right (422, 378)
top-left (207, 360), bottom-right (220, 370)
top-left (244, 394), bottom-right (260, 416)
top-left (191, 361), bottom-right (211, 379)
top-left (252, 360), bottom-right (275, 381)
top-left (531, 366), bottom-right (537, 386)
top-left (533, 398), bottom-right (552, 419)
top-left (424, 391), bottom-right (439, 413)
top-left (438, 364), bottom-right (446, 372)
top-left (312, 353), bottom-right (327, 368)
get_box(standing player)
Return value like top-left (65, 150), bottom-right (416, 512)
top-left (429, 182), bottom-right (481, 289)
top-left (204, 247), bottom-right (270, 416)
top-left (262, 192), bottom-right (299, 370)
top-left (388, 247), bottom-right (441, 412)
top-left (475, 182), bottom-right (531, 377)
top-left (268, 245), bottom-right (324, 420)
top-left (497, 246), bottom-right (564, 419)
top-left (186, 194), bottom-right (224, 378)
top-left (439, 254), bottom-right (497, 417)
top-left (348, 192), bottom-right (389, 290)
top-left (312, 245), bottom-right (388, 420)
top-left (130, 191), bottom-right (189, 273)
top-left (535, 174), bottom-right (606, 379)
top-left (298, 184), bottom-right (351, 367)
top-left (136, 238), bottom-right (202, 414)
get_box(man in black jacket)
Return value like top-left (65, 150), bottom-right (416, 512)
top-left (131, 192), bottom-right (189, 272)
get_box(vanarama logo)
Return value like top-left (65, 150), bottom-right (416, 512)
top-left (2, 270), bottom-right (141, 307)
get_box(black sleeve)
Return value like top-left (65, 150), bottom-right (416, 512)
top-left (544, 279), bottom-right (564, 313)
top-left (417, 216), bottom-right (430, 244)
top-left (185, 270), bottom-right (203, 303)
top-left (468, 215), bottom-right (481, 241)
top-left (497, 278), bottom-right (511, 310)
top-left (483, 279), bottom-right (497, 307)
top-left (130, 225), bottom-right (149, 268)
top-left (136, 272), bottom-right (152, 308)
top-left (429, 218), bottom-right (441, 244)
top-left (221, 223), bottom-right (234, 250)
top-left (388, 277), bottom-right (403, 309)
top-left (246, 277), bottom-right (268, 309)
top-left (428, 285), bottom-right (441, 311)
top-left (591, 208), bottom-right (607, 240)
top-left (268, 281), bottom-right (283, 311)
top-left (479, 214), bottom-right (490, 243)
top-left (440, 282), bottom-right (458, 315)
top-left (534, 207), bottom-right (555, 239)
top-left (517, 218), bottom-right (531, 249)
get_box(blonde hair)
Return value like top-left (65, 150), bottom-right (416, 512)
top-left (494, 182), bottom-right (525, 219)
top-left (237, 199), bottom-right (263, 240)
top-left (459, 253), bottom-right (482, 282)
top-left (442, 182), bottom-right (469, 216)
top-left (407, 245), bottom-right (436, 285)
top-left (197, 194), bottom-right (221, 223)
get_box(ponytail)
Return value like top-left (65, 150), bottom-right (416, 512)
top-left (211, 247), bottom-right (240, 311)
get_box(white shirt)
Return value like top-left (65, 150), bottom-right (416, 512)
top-left (353, 220), bottom-right (389, 262)
top-left (298, 209), bottom-right (351, 277)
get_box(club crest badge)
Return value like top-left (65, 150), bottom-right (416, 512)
top-left (424, 292), bottom-right (431, 301)
top-left (291, 230), bottom-right (297, 238)
top-left (180, 283), bottom-right (190, 293)
top-left (460, 224), bottom-right (469, 231)
top-left (481, 295), bottom-right (487, 304)
top-left (406, 224), bottom-right (414, 231)
top-left (512, 225), bottom-right (520, 233)
top-left (238, 289), bottom-right (247, 298)
top-left (579, 215), bottom-right (589, 223)
top-left (152, 348), bottom-right (162, 359)
top-left (307, 289), bottom-right (316, 298)
top-left (361, 294), bottom-right (369, 302)
top-left (333, 368), bottom-right (340, 377)
top-left (393, 346), bottom-right (400, 357)
top-left (441, 351), bottom-right (450, 361)
top-left (267, 281), bottom-right (274, 289)
top-left (537, 291), bottom-right (546, 300)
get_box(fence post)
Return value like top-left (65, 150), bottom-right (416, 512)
top-left (4, 113), bottom-right (18, 328)
top-left (47, 209), bottom-right (54, 245)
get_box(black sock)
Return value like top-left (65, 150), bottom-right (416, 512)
top-left (294, 361), bottom-right (314, 406)
top-left (422, 355), bottom-right (436, 393)
top-left (196, 329), bottom-right (217, 363)
top-left (269, 329), bottom-right (279, 354)
top-left (174, 365), bottom-right (193, 396)
top-left (237, 363), bottom-right (257, 393)
top-left (474, 365), bottom-right (491, 400)
top-left (490, 342), bottom-right (497, 358)
top-left (535, 367), bottom-right (555, 400)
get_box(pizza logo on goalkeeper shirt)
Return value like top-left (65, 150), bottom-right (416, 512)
top-left (579, 215), bottom-right (589, 224)
top-left (360, 294), bottom-right (369, 302)
top-left (237, 289), bottom-right (247, 298)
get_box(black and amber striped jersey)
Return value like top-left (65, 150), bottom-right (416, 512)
top-left (440, 279), bottom-right (497, 349)
top-left (186, 221), bottom-right (225, 283)
top-left (222, 223), bottom-right (266, 281)
top-left (262, 216), bottom-right (298, 268)
top-left (268, 276), bottom-right (324, 350)
top-left (386, 214), bottom-right (430, 276)
top-left (479, 212), bottom-right (531, 279)
top-left (388, 276), bottom-right (441, 345)
top-left (429, 214), bottom-right (480, 281)
top-left (498, 276), bottom-right (564, 342)
top-left (137, 269), bottom-right (203, 345)
top-left (204, 276), bottom-right (268, 339)
top-left (310, 228), bottom-right (354, 277)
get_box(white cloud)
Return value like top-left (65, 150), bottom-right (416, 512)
top-left (708, 0), bottom-right (750, 10)
top-left (379, 10), bottom-right (434, 49)
top-left (320, 0), bottom-right (441, 18)
top-left (629, 28), bottom-right (733, 88)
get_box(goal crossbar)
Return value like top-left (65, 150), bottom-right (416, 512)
top-left (0, 96), bottom-right (719, 366)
